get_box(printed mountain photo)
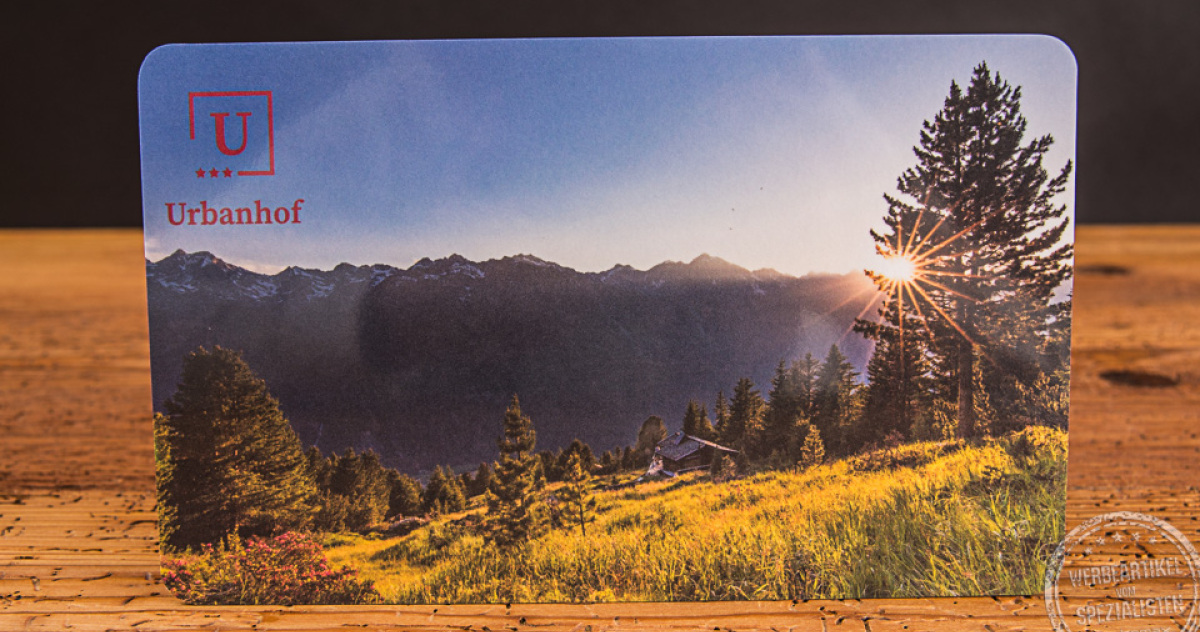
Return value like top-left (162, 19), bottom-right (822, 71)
top-left (139, 37), bottom-right (1076, 604)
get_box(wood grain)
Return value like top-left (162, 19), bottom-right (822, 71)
top-left (2, 226), bottom-right (1198, 631)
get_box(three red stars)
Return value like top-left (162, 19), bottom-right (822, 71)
top-left (195, 168), bottom-right (235, 178)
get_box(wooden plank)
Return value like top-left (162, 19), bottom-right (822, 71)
top-left (2, 226), bottom-right (1200, 631)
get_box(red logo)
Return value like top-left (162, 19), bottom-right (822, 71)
top-left (188, 91), bottom-right (275, 178)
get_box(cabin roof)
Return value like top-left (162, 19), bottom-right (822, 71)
top-left (654, 431), bottom-right (737, 462)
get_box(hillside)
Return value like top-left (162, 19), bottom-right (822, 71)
top-left (323, 427), bottom-right (1068, 603)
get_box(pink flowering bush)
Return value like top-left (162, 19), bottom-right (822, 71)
top-left (162, 531), bottom-right (381, 605)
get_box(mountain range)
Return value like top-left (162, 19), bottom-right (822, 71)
top-left (146, 250), bottom-right (877, 473)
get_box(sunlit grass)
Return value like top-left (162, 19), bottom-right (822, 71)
top-left (325, 427), bottom-right (1066, 603)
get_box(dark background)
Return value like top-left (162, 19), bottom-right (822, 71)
top-left (3, 0), bottom-right (1197, 228)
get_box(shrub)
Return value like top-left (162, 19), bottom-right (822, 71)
top-left (1003, 425), bottom-right (1067, 460)
top-left (162, 531), bottom-right (381, 605)
top-left (1001, 425), bottom-right (1068, 481)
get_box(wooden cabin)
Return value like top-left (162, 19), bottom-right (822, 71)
top-left (650, 431), bottom-right (737, 475)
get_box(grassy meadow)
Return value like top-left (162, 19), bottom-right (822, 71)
top-left (322, 426), bottom-right (1066, 603)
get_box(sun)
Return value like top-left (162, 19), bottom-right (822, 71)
top-left (834, 203), bottom-right (1003, 350)
top-left (877, 254), bottom-right (918, 284)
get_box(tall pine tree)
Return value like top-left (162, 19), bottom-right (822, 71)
top-left (484, 395), bottom-right (546, 547)
top-left (157, 347), bottom-right (316, 550)
top-left (871, 62), bottom-right (1072, 438)
top-left (726, 377), bottom-right (767, 456)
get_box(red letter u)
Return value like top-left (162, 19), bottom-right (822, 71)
top-left (211, 112), bottom-right (251, 156)
top-left (166, 202), bottom-right (185, 226)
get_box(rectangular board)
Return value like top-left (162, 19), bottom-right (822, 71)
top-left (138, 36), bottom-right (1076, 605)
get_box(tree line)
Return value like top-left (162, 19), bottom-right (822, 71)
top-left (300, 416), bottom-right (651, 535)
top-left (155, 348), bottom-right (648, 550)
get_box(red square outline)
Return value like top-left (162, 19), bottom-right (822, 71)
top-left (188, 91), bottom-right (275, 176)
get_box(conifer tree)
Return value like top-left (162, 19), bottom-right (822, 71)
top-left (598, 450), bottom-right (616, 475)
top-left (578, 442), bottom-right (594, 471)
top-left (538, 450), bottom-right (560, 483)
top-left (558, 439), bottom-right (596, 475)
top-left (619, 446), bottom-right (635, 471)
top-left (441, 473), bottom-right (467, 513)
top-left (157, 347), bottom-right (316, 550)
top-left (557, 452), bottom-right (597, 537)
top-left (855, 299), bottom-right (934, 447)
top-left (484, 395), bottom-right (546, 547)
top-left (812, 345), bottom-right (858, 454)
top-left (468, 462), bottom-right (493, 498)
top-left (869, 62), bottom-right (1073, 438)
top-left (682, 400), bottom-right (716, 440)
top-left (765, 361), bottom-right (807, 453)
top-left (726, 377), bottom-right (767, 456)
top-left (313, 492), bottom-right (352, 533)
top-left (791, 353), bottom-right (821, 420)
top-left (697, 404), bottom-right (714, 441)
top-left (386, 469), bottom-right (423, 517)
top-left (713, 391), bottom-right (731, 440)
top-left (422, 466), bottom-right (446, 513)
top-left (304, 446), bottom-right (332, 490)
top-left (682, 400), bottom-right (701, 437)
top-left (798, 423), bottom-right (825, 470)
top-left (422, 465), bottom-right (465, 514)
top-left (307, 447), bottom-right (344, 532)
top-left (328, 448), bottom-right (391, 530)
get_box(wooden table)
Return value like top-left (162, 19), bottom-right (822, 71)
top-left (2, 227), bottom-right (1197, 631)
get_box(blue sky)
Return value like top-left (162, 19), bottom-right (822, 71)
top-left (139, 35), bottom-right (1076, 276)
